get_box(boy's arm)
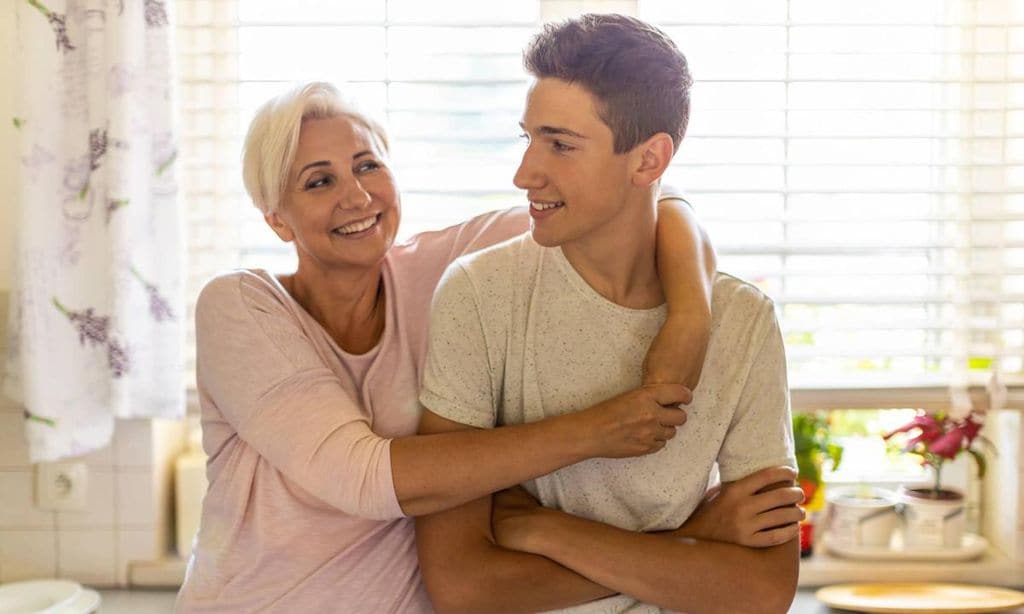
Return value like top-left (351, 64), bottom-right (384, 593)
top-left (506, 504), bottom-right (798, 614)
top-left (646, 195), bottom-right (717, 388)
top-left (414, 410), bottom-right (617, 614)
top-left (502, 305), bottom-right (799, 613)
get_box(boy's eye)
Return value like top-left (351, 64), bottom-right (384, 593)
top-left (519, 132), bottom-right (530, 142)
top-left (552, 139), bottom-right (574, 153)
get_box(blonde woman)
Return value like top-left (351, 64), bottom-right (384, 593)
top-left (175, 82), bottom-right (716, 612)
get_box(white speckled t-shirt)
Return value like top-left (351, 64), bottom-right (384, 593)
top-left (420, 232), bottom-right (796, 614)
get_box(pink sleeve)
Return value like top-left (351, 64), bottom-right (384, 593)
top-left (397, 206), bottom-right (529, 267)
top-left (195, 273), bottom-right (404, 520)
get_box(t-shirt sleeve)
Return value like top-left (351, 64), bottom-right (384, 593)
top-left (195, 273), bottom-right (404, 520)
top-left (418, 262), bottom-right (498, 429)
top-left (716, 305), bottom-right (797, 483)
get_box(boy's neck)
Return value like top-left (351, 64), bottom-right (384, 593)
top-left (559, 192), bottom-right (664, 310)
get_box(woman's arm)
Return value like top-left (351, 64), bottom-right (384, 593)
top-left (392, 383), bottom-right (688, 517)
top-left (199, 272), bottom-right (689, 521)
top-left (645, 195), bottom-right (717, 388)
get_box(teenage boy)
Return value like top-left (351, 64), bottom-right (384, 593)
top-left (417, 14), bottom-right (801, 613)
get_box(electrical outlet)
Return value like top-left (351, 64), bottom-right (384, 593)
top-left (35, 462), bottom-right (88, 511)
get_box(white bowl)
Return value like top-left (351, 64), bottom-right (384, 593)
top-left (0, 579), bottom-right (82, 614)
top-left (54, 588), bottom-right (100, 614)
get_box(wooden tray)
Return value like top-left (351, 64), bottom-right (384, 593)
top-left (816, 583), bottom-right (1024, 613)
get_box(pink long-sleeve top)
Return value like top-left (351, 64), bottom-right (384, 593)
top-left (174, 208), bottom-right (527, 613)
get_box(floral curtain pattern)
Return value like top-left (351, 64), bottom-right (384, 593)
top-left (4, 0), bottom-right (183, 461)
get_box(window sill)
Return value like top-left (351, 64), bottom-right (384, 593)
top-left (798, 543), bottom-right (1023, 587)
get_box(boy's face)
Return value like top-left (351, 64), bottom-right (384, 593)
top-left (514, 78), bottom-right (634, 248)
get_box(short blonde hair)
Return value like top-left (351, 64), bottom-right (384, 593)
top-left (241, 81), bottom-right (390, 214)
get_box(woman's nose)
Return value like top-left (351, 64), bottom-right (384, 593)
top-left (339, 179), bottom-right (372, 209)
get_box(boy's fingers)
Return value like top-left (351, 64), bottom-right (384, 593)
top-left (741, 466), bottom-right (798, 495)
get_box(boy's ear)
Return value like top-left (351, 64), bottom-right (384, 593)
top-left (264, 211), bottom-right (295, 243)
top-left (631, 132), bottom-right (675, 187)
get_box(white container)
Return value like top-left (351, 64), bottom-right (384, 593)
top-left (826, 487), bottom-right (899, 549)
top-left (175, 425), bottom-right (209, 559)
top-left (897, 485), bottom-right (965, 549)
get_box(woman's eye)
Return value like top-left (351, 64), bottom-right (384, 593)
top-left (519, 132), bottom-right (530, 142)
top-left (356, 160), bottom-right (380, 173)
top-left (552, 140), bottom-right (573, 153)
top-left (305, 176), bottom-right (331, 190)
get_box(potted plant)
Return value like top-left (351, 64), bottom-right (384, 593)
top-left (792, 413), bottom-right (843, 556)
top-left (793, 412), bottom-right (843, 508)
top-left (882, 408), bottom-right (991, 548)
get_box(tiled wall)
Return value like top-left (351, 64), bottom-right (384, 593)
top-left (0, 293), bottom-right (185, 587)
top-left (983, 408), bottom-right (1024, 562)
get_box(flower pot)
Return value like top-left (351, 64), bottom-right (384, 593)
top-left (826, 487), bottom-right (899, 549)
top-left (897, 485), bottom-right (965, 549)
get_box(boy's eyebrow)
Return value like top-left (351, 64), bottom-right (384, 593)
top-left (519, 121), bottom-right (588, 140)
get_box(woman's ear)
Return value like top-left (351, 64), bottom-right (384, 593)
top-left (631, 132), bottom-right (675, 188)
top-left (264, 211), bottom-right (295, 243)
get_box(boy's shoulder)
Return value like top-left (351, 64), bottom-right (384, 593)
top-left (446, 231), bottom-right (543, 288)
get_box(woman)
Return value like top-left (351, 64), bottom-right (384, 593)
top-left (174, 82), bottom-right (716, 613)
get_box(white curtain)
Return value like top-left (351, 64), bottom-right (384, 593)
top-left (4, 0), bottom-right (184, 462)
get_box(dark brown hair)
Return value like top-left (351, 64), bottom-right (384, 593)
top-left (523, 13), bottom-right (693, 154)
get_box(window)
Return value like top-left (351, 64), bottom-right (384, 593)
top-left (178, 0), bottom-right (1023, 406)
top-left (639, 0), bottom-right (1023, 398)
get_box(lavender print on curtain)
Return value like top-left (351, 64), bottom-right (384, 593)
top-left (4, 0), bottom-right (184, 462)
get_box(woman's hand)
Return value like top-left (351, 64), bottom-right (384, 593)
top-left (642, 312), bottom-right (711, 388)
top-left (672, 466), bottom-right (805, 548)
top-left (492, 485), bottom-right (548, 553)
top-left (570, 384), bottom-right (691, 459)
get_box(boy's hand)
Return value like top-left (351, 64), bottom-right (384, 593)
top-left (670, 466), bottom-right (805, 548)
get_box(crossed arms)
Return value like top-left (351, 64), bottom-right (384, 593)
top-left (416, 411), bottom-right (801, 614)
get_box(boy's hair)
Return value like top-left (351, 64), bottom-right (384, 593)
top-left (523, 13), bottom-right (692, 154)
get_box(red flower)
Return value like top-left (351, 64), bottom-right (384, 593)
top-left (928, 429), bottom-right (965, 460)
top-left (883, 413), bottom-right (942, 448)
top-left (957, 416), bottom-right (983, 446)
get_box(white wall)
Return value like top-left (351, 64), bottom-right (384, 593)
top-left (0, 0), bottom-right (15, 292)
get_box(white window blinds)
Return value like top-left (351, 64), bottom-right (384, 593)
top-left (176, 0), bottom-right (539, 387)
top-left (640, 0), bottom-right (1023, 394)
top-left (178, 0), bottom-right (1023, 402)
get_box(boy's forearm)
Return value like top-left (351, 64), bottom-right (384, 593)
top-left (418, 528), bottom-right (615, 614)
top-left (522, 510), bottom-right (799, 614)
top-left (414, 412), bottom-right (616, 613)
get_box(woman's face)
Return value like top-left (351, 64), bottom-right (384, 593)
top-left (265, 115), bottom-right (401, 274)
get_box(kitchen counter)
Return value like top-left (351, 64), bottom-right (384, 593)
top-left (80, 588), bottom-right (911, 613)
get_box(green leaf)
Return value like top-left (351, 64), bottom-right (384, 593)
top-left (827, 443), bottom-right (843, 471)
top-left (12, 117), bottom-right (24, 129)
top-left (156, 150), bottom-right (178, 176)
top-left (968, 448), bottom-right (987, 480)
top-left (976, 435), bottom-right (999, 457)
